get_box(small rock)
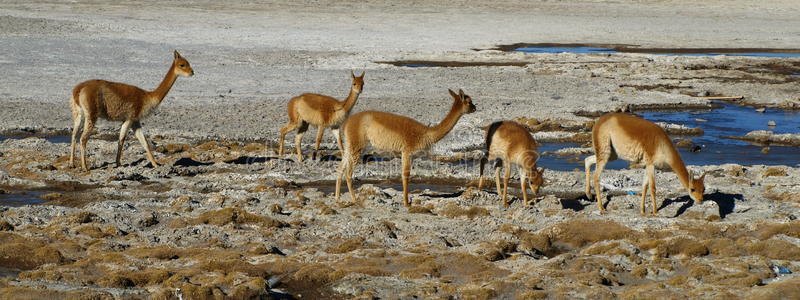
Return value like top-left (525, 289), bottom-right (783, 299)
top-left (691, 145), bottom-right (703, 152)
top-left (694, 118), bottom-right (708, 122)
top-left (768, 120), bottom-right (776, 127)
top-left (761, 147), bottom-right (770, 154)
top-left (756, 108), bottom-right (766, 113)
top-left (698, 91), bottom-right (710, 97)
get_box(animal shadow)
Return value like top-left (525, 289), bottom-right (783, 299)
top-left (317, 154), bottom-right (341, 162)
top-left (224, 156), bottom-right (279, 165)
top-left (420, 190), bottom-right (463, 198)
top-left (361, 154), bottom-right (392, 163)
top-left (173, 157), bottom-right (213, 167)
top-left (661, 192), bottom-right (742, 218)
top-left (560, 198), bottom-right (589, 211)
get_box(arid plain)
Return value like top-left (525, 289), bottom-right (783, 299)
top-left (1, 0), bottom-right (800, 298)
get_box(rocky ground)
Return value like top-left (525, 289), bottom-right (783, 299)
top-left (1, 0), bottom-right (800, 299)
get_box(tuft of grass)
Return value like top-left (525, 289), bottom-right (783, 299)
top-left (0, 233), bottom-right (66, 270)
top-left (546, 219), bottom-right (636, 249)
top-left (762, 167), bottom-right (788, 177)
top-left (408, 204), bottom-right (434, 214)
top-left (756, 221), bottom-right (800, 240)
top-left (639, 237), bottom-right (709, 258)
top-left (436, 202), bottom-right (490, 219)
top-left (326, 237), bottom-right (372, 254)
top-left (174, 208), bottom-right (287, 228)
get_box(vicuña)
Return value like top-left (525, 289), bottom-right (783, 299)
top-left (478, 121), bottom-right (544, 206)
top-left (278, 71), bottom-right (365, 161)
top-left (584, 113), bottom-right (706, 215)
top-left (69, 50), bottom-right (194, 171)
top-left (335, 89), bottom-right (476, 206)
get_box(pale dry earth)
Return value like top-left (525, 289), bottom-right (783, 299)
top-left (1, 1), bottom-right (800, 299)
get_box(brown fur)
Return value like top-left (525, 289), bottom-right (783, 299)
top-left (69, 50), bottom-right (194, 171)
top-left (584, 113), bottom-right (706, 215)
top-left (334, 89), bottom-right (477, 206)
top-left (478, 121), bottom-right (544, 206)
top-left (278, 72), bottom-right (365, 161)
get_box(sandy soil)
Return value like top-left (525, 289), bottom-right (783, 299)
top-left (1, 0), bottom-right (799, 298)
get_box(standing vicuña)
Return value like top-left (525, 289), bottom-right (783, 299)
top-left (278, 72), bottom-right (365, 161)
top-left (335, 89), bottom-right (476, 206)
top-left (478, 121), bottom-right (544, 206)
top-left (584, 113), bottom-right (705, 215)
top-left (69, 50), bottom-right (194, 171)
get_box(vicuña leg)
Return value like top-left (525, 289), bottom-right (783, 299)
top-left (647, 165), bottom-right (657, 216)
top-left (313, 125), bottom-right (324, 160)
top-left (294, 121), bottom-right (309, 162)
top-left (520, 165), bottom-right (528, 205)
top-left (584, 155), bottom-right (597, 199)
top-left (494, 159), bottom-right (502, 198)
top-left (593, 157), bottom-right (608, 212)
top-left (501, 160), bottom-right (511, 206)
top-left (132, 121), bottom-right (159, 167)
top-left (79, 116), bottom-right (95, 171)
top-left (332, 128), bottom-right (343, 156)
top-left (401, 151), bottom-right (412, 206)
top-left (344, 150), bottom-right (359, 203)
top-left (639, 170), bottom-right (650, 215)
top-left (69, 107), bottom-right (83, 168)
top-left (477, 156), bottom-right (488, 190)
top-left (277, 121), bottom-right (299, 157)
top-left (115, 120), bottom-right (133, 167)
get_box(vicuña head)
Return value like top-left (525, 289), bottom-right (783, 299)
top-left (477, 120), bottom-right (545, 206)
top-left (688, 172), bottom-right (706, 202)
top-left (335, 88), bottom-right (476, 207)
top-left (172, 50), bottom-right (195, 77)
top-left (584, 112), bottom-right (706, 216)
top-left (69, 50), bottom-right (193, 171)
top-left (278, 71), bottom-right (366, 161)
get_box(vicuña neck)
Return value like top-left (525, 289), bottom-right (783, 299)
top-left (147, 63), bottom-right (178, 104)
top-left (340, 89), bottom-right (360, 112)
top-left (426, 98), bottom-right (463, 142)
top-left (667, 147), bottom-right (692, 191)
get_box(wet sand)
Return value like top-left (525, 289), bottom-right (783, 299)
top-left (1, 0), bottom-right (800, 298)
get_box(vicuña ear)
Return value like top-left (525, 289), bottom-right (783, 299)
top-left (458, 89), bottom-right (465, 97)
top-left (351, 71), bottom-right (356, 78)
top-left (359, 71), bottom-right (365, 78)
top-left (448, 89), bottom-right (458, 99)
top-left (174, 50), bottom-right (181, 59)
top-left (699, 171), bottom-right (707, 181)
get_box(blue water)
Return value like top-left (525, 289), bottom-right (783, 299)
top-left (514, 46), bottom-right (800, 58)
top-left (539, 142), bottom-right (629, 171)
top-left (0, 191), bottom-right (46, 207)
top-left (640, 103), bottom-right (800, 167)
top-left (516, 46), bottom-right (617, 54)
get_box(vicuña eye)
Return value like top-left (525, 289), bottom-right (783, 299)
top-left (179, 64), bottom-right (185, 67)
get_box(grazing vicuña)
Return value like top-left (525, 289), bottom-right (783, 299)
top-left (478, 121), bottom-right (544, 206)
top-left (585, 113), bottom-right (705, 215)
